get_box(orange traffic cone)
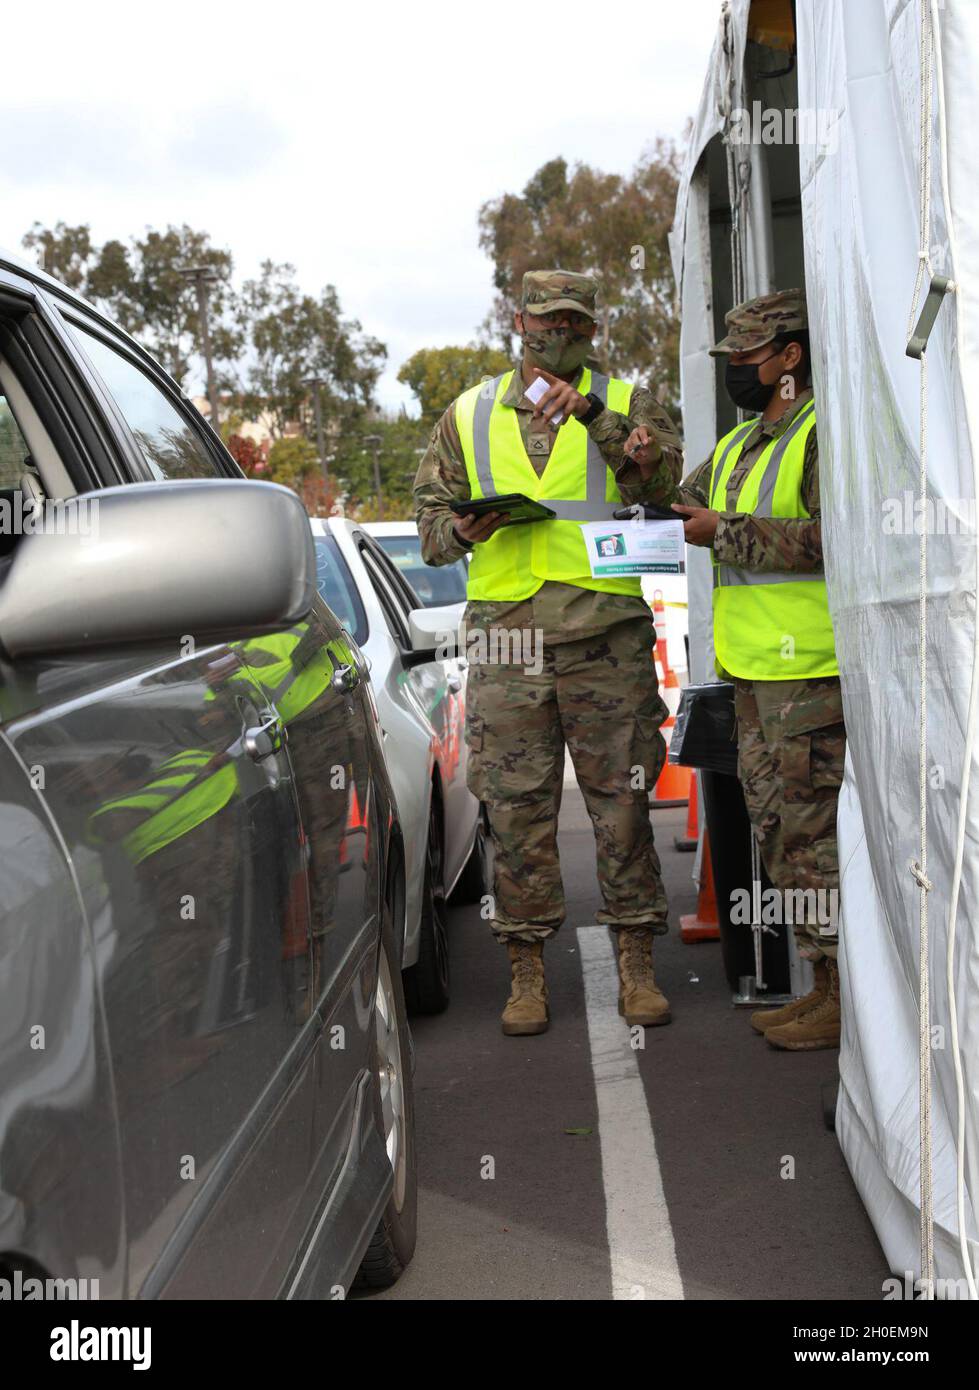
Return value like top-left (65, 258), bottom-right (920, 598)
top-left (652, 589), bottom-right (680, 691)
top-left (680, 828), bottom-right (720, 942)
top-left (652, 649), bottom-right (692, 805)
top-left (650, 591), bottom-right (690, 803)
top-left (674, 771), bottom-right (699, 851)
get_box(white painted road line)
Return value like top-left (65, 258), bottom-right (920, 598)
top-left (577, 926), bottom-right (684, 1301)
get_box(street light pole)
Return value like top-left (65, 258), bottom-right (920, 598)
top-left (302, 377), bottom-right (329, 487)
top-left (363, 434), bottom-right (384, 520)
top-left (179, 266), bottom-right (222, 433)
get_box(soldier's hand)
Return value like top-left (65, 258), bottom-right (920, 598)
top-left (623, 426), bottom-right (663, 473)
top-left (530, 369), bottom-right (590, 426)
top-left (452, 510), bottom-right (506, 545)
top-left (672, 504), bottom-right (720, 547)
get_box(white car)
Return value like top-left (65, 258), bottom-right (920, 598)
top-left (364, 520), bottom-right (469, 609)
top-left (310, 517), bottom-right (487, 1014)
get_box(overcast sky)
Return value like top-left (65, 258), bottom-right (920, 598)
top-left (2, 0), bottom-right (722, 411)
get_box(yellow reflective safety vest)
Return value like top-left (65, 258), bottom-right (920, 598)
top-left (89, 748), bottom-right (238, 865)
top-left (455, 368), bottom-right (642, 600)
top-left (231, 627), bottom-right (346, 726)
top-left (708, 399), bottom-right (838, 680)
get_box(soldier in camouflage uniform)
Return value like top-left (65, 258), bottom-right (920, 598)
top-left (625, 288), bottom-right (845, 1051)
top-left (414, 269), bottom-right (683, 1036)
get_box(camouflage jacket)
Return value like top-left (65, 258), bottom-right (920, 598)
top-left (413, 361), bottom-right (684, 643)
top-left (676, 388), bottom-right (822, 572)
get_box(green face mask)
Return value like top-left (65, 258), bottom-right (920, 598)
top-left (521, 326), bottom-right (593, 376)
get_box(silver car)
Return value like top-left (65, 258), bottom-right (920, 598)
top-left (0, 249), bottom-right (416, 1297)
top-left (365, 520), bottom-right (469, 609)
top-left (310, 517), bottom-right (488, 1015)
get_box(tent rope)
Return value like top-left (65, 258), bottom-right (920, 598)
top-left (921, 0), bottom-right (979, 1301)
top-left (906, 0), bottom-right (936, 1299)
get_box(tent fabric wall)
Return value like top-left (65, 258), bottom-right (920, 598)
top-left (796, 0), bottom-right (979, 1285)
top-left (672, 0), bottom-right (979, 1286)
top-left (669, 0), bottom-right (751, 684)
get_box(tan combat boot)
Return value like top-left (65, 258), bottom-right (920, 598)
top-left (616, 927), bottom-right (671, 1027)
top-left (501, 940), bottom-right (549, 1036)
top-left (766, 959), bottom-right (841, 1051)
top-left (750, 957), bottom-right (830, 1034)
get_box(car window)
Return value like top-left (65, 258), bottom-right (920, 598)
top-left (374, 533), bottom-right (468, 607)
top-left (358, 545), bottom-right (410, 647)
top-left (69, 324), bottom-right (223, 480)
top-left (313, 534), bottom-right (368, 644)
top-left (0, 393), bottom-right (29, 487)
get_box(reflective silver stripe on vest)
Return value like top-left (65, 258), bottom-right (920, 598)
top-left (471, 373), bottom-right (506, 496)
top-left (712, 401), bottom-right (819, 588)
top-left (752, 400), bottom-right (817, 518)
top-left (541, 498), bottom-right (623, 521)
top-left (715, 565), bottom-right (825, 587)
top-left (471, 369), bottom-right (616, 513)
top-left (709, 419), bottom-right (757, 509)
top-left (586, 371), bottom-right (610, 503)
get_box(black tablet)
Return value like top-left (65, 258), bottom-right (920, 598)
top-left (449, 493), bottom-right (556, 525)
top-left (612, 503), bottom-right (681, 522)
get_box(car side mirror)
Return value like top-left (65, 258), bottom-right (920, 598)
top-left (0, 479), bottom-right (316, 660)
top-left (403, 601), bottom-right (466, 667)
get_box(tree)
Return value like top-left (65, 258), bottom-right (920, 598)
top-left (332, 413), bottom-right (428, 517)
top-left (477, 143), bottom-right (681, 415)
top-left (87, 225), bottom-right (236, 389)
top-left (265, 435), bottom-right (321, 489)
top-left (23, 221), bottom-right (237, 392)
top-left (397, 344), bottom-right (512, 423)
top-left (22, 222), bottom-right (94, 291)
top-left (229, 263), bottom-right (386, 444)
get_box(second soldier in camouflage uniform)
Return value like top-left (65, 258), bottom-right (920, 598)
top-left (626, 288), bottom-right (845, 1051)
top-left (414, 269), bottom-right (683, 1036)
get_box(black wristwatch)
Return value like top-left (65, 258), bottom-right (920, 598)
top-left (578, 392), bottom-right (606, 426)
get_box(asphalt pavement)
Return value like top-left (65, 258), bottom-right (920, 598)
top-left (365, 784), bottom-right (887, 1301)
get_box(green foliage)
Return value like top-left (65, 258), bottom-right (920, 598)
top-left (332, 413), bottom-right (428, 515)
top-left (477, 142), bottom-right (682, 415)
top-left (397, 344), bottom-right (511, 422)
top-left (229, 262), bottom-right (386, 442)
top-left (0, 400), bottom-right (28, 485)
top-left (23, 221), bottom-right (235, 392)
top-left (266, 435), bottom-right (320, 488)
top-left (22, 221), bottom-right (94, 291)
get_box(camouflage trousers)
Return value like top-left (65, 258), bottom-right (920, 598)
top-left (734, 675), bottom-right (846, 960)
top-left (465, 616), bottom-right (670, 944)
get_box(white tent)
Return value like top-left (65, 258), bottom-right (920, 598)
top-left (671, 0), bottom-right (979, 1292)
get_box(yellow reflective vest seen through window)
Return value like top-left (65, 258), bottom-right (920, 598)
top-left (455, 368), bottom-right (641, 601)
top-left (708, 400), bottom-right (839, 680)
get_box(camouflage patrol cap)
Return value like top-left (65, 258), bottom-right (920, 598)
top-left (708, 287), bottom-right (808, 356)
top-left (521, 269), bottom-right (599, 321)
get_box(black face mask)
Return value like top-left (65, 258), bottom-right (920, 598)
top-left (724, 350), bottom-right (781, 411)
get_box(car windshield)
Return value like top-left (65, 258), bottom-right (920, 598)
top-left (314, 534), bottom-right (368, 644)
top-left (374, 533), bottom-right (468, 607)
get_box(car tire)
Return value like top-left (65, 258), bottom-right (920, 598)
top-left (402, 805), bottom-right (450, 1015)
top-left (450, 801), bottom-right (491, 906)
top-left (353, 901), bottom-right (418, 1291)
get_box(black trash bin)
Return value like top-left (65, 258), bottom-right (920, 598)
top-left (671, 682), bottom-right (791, 994)
top-left (700, 770), bottom-right (790, 994)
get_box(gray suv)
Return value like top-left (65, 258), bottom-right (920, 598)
top-left (0, 250), bottom-right (416, 1298)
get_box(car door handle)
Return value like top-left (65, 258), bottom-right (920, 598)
top-left (244, 711), bottom-right (284, 761)
top-left (331, 663), bottom-right (361, 695)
